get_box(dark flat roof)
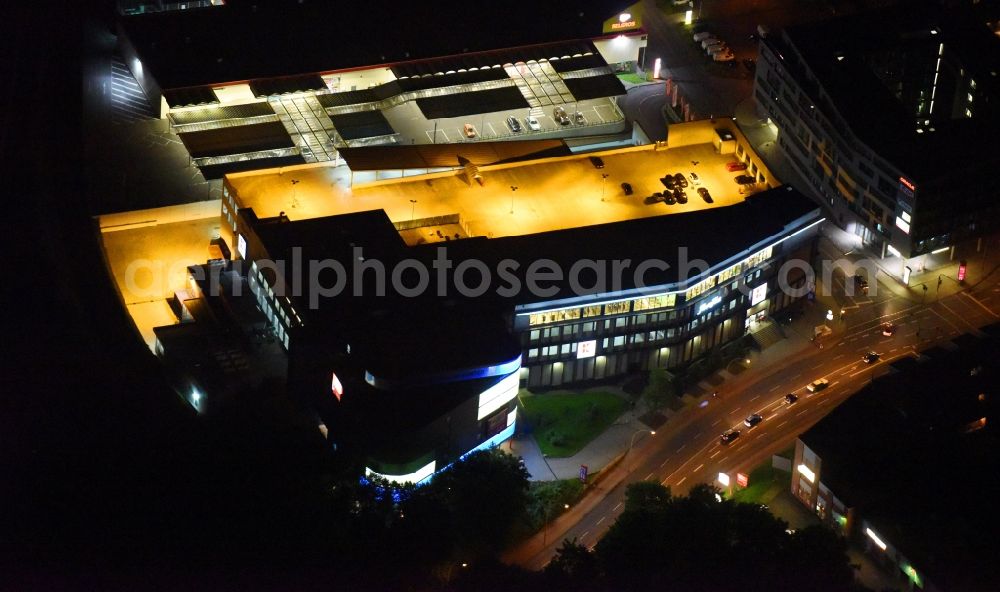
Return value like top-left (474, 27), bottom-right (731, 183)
top-left (778, 1), bottom-right (1000, 175)
top-left (178, 121), bottom-right (293, 158)
top-left (800, 329), bottom-right (1000, 591)
top-left (120, 0), bottom-right (621, 90)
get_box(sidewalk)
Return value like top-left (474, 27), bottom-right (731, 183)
top-left (509, 387), bottom-right (666, 482)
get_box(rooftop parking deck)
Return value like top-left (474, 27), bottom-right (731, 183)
top-left (226, 120), bottom-right (778, 243)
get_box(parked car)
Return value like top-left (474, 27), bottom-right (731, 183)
top-left (714, 50), bottom-right (736, 62)
top-left (525, 115), bottom-right (541, 131)
top-left (726, 161), bottom-right (748, 172)
top-left (720, 430), bottom-right (741, 445)
top-left (574, 111), bottom-right (586, 125)
top-left (661, 175), bottom-right (676, 190)
top-left (621, 182), bottom-right (633, 195)
top-left (784, 393), bottom-right (799, 404)
top-left (807, 378), bottom-right (830, 393)
top-left (853, 274), bottom-right (869, 294)
top-left (676, 190), bottom-right (688, 204)
top-left (506, 116), bottom-right (522, 133)
top-left (863, 351), bottom-right (880, 364)
top-left (663, 193), bottom-right (677, 205)
top-left (735, 174), bottom-right (756, 184)
top-left (881, 322), bottom-right (897, 336)
top-left (693, 31), bottom-right (714, 43)
top-left (697, 187), bottom-right (713, 203)
top-left (744, 414), bottom-right (763, 428)
top-left (589, 156), bottom-right (605, 169)
top-left (689, 172), bottom-right (700, 185)
top-left (553, 106), bottom-right (570, 125)
top-left (702, 37), bottom-right (723, 50)
top-left (673, 173), bottom-right (688, 188)
top-left (463, 123), bottom-right (477, 138)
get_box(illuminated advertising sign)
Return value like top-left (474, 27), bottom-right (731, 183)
top-left (577, 339), bottom-right (597, 359)
top-left (696, 295), bottom-right (722, 315)
top-left (902, 266), bottom-right (912, 285)
top-left (958, 260), bottom-right (968, 281)
top-left (611, 20), bottom-right (637, 29)
top-left (717, 472), bottom-right (730, 486)
top-left (736, 472), bottom-right (749, 488)
top-left (899, 176), bottom-right (916, 193)
top-left (750, 284), bottom-right (767, 307)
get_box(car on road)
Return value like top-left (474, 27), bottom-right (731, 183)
top-left (589, 156), bottom-right (605, 169)
top-left (881, 322), bottom-right (897, 336)
top-left (784, 393), bottom-right (799, 404)
top-left (574, 111), bottom-right (586, 125)
top-left (663, 193), bottom-right (677, 205)
top-left (807, 378), bottom-right (830, 393)
top-left (853, 274), bottom-right (869, 294)
top-left (553, 106), bottom-right (570, 125)
top-left (863, 351), bottom-right (881, 364)
top-left (697, 187), bottom-right (713, 203)
top-left (621, 182), bottom-right (633, 195)
top-left (463, 123), bottom-right (477, 138)
top-left (506, 116), bottom-right (522, 133)
top-left (675, 189), bottom-right (688, 204)
top-left (726, 161), bottom-right (748, 172)
top-left (720, 430), bottom-right (741, 445)
top-left (673, 173), bottom-right (689, 188)
top-left (744, 414), bottom-right (763, 428)
top-left (525, 115), bottom-right (541, 131)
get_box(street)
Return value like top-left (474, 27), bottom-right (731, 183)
top-left (505, 231), bottom-right (1000, 570)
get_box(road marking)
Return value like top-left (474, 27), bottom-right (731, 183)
top-left (645, 472), bottom-right (655, 481)
top-left (796, 409), bottom-right (809, 417)
top-left (962, 291), bottom-right (1000, 317)
top-left (596, 516), bottom-right (606, 525)
top-left (768, 385), bottom-right (781, 392)
top-left (613, 502), bottom-right (622, 511)
top-left (676, 444), bottom-right (686, 453)
top-left (694, 463), bottom-right (704, 472)
top-left (750, 395), bottom-right (760, 402)
top-left (693, 432), bottom-right (702, 439)
top-left (710, 450), bottom-right (721, 458)
top-left (777, 420), bottom-right (788, 428)
top-left (832, 354), bottom-right (845, 360)
top-left (581, 530), bottom-right (590, 540)
top-left (675, 476), bottom-right (687, 486)
top-left (712, 419), bottom-right (721, 427)
top-left (660, 458), bottom-right (670, 468)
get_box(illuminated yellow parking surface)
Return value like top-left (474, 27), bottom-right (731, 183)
top-left (227, 122), bottom-right (777, 241)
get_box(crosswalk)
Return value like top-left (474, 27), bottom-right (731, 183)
top-left (110, 54), bottom-right (156, 124)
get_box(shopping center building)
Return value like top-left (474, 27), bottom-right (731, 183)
top-left (116, 0), bottom-right (647, 178)
top-left (791, 326), bottom-right (1000, 592)
top-left (753, 2), bottom-right (1000, 269)
top-left (164, 119), bottom-right (823, 481)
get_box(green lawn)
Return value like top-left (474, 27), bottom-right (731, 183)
top-left (520, 390), bottom-right (629, 457)
top-left (731, 460), bottom-right (791, 505)
top-left (616, 72), bottom-right (649, 84)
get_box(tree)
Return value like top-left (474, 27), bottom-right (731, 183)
top-left (642, 367), bottom-right (677, 411)
top-left (430, 448), bottom-right (530, 558)
top-left (544, 539), bottom-right (600, 591)
top-left (623, 481), bottom-right (673, 513)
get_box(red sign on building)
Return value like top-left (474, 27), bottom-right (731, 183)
top-left (736, 472), bottom-right (749, 488)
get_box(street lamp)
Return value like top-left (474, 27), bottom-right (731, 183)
top-left (627, 428), bottom-right (655, 472)
top-left (543, 503), bottom-right (571, 547)
top-left (601, 173), bottom-right (609, 202)
top-left (510, 185), bottom-right (518, 214)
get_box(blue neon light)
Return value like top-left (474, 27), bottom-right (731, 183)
top-left (364, 354), bottom-right (522, 390)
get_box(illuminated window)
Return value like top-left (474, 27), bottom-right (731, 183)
top-left (331, 373), bottom-right (344, 401)
top-left (633, 293), bottom-right (676, 311)
top-left (604, 301), bottom-right (631, 315)
top-left (895, 216), bottom-right (911, 234)
top-left (583, 305), bottom-right (602, 317)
